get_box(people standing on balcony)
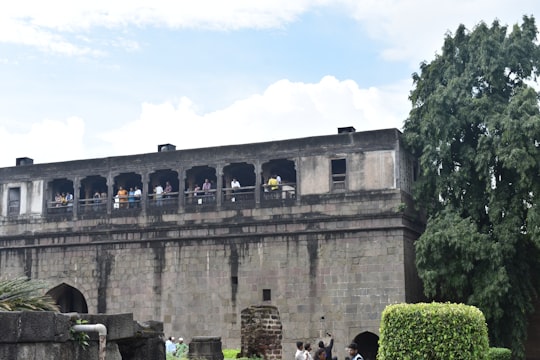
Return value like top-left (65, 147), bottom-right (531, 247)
top-left (134, 186), bottom-right (142, 207)
top-left (202, 178), bottom-right (213, 203)
top-left (268, 175), bottom-right (279, 191)
top-left (101, 191), bottom-right (108, 205)
top-left (276, 174), bottom-right (282, 184)
top-left (154, 184), bottom-right (164, 205)
top-left (117, 186), bottom-right (128, 209)
top-left (128, 187), bottom-right (135, 208)
top-left (164, 181), bottom-right (173, 199)
top-left (202, 178), bottom-right (212, 194)
top-left (54, 193), bottom-right (62, 207)
top-left (231, 178), bottom-right (241, 191)
top-left (93, 191), bottom-right (101, 211)
top-left (65, 192), bottom-right (73, 211)
top-left (231, 177), bottom-right (241, 202)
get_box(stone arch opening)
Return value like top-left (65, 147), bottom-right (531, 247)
top-left (223, 162), bottom-right (255, 205)
top-left (79, 175), bottom-right (107, 214)
top-left (185, 166), bottom-right (217, 206)
top-left (261, 158), bottom-right (296, 201)
top-left (352, 331), bottom-right (379, 360)
top-left (46, 283), bottom-right (88, 313)
top-left (47, 178), bottom-right (74, 215)
top-left (148, 169), bottom-right (179, 210)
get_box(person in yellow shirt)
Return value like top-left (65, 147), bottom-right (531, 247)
top-left (268, 175), bottom-right (279, 194)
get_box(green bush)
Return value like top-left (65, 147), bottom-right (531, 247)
top-left (378, 302), bottom-right (489, 360)
top-left (488, 347), bottom-right (512, 360)
top-left (223, 349), bottom-right (241, 359)
top-left (222, 348), bottom-right (262, 360)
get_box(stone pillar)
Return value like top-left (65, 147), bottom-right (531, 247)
top-left (216, 164), bottom-right (223, 208)
top-left (189, 336), bottom-right (224, 360)
top-left (240, 305), bottom-right (282, 360)
top-left (106, 173), bottom-right (114, 215)
top-left (140, 171), bottom-right (149, 215)
top-left (254, 160), bottom-right (261, 206)
top-left (72, 176), bottom-right (80, 219)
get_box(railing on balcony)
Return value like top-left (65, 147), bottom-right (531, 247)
top-left (44, 183), bottom-right (298, 217)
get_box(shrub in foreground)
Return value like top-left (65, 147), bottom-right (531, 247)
top-left (378, 302), bottom-right (489, 360)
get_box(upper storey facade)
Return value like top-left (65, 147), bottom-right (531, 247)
top-left (0, 128), bottom-right (416, 234)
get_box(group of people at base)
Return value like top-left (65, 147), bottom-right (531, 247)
top-left (165, 336), bottom-right (188, 358)
top-left (296, 335), bottom-right (363, 360)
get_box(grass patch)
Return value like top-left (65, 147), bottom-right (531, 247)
top-left (223, 348), bottom-right (241, 359)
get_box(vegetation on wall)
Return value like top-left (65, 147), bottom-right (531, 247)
top-left (0, 277), bottom-right (59, 311)
top-left (403, 15), bottom-right (540, 359)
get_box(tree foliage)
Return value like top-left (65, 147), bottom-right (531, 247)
top-left (403, 16), bottom-right (540, 359)
top-left (0, 277), bottom-right (59, 312)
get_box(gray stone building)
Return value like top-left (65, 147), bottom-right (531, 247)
top-left (0, 127), bottom-right (424, 360)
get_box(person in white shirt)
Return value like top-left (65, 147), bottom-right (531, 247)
top-left (231, 178), bottom-right (241, 190)
top-left (165, 336), bottom-right (176, 354)
top-left (154, 184), bottom-right (164, 205)
top-left (295, 341), bottom-right (305, 360)
top-left (304, 343), bottom-right (313, 360)
top-left (134, 186), bottom-right (142, 207)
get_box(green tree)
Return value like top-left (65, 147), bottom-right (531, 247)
top-left (403, 16), bottom-right (540, 359)
top-left (0, 277), bottom-right (59, 311)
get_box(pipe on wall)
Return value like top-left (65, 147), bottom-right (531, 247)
top-left (72, 323), bottom-right (108, 360)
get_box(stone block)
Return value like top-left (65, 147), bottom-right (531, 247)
top-left (0, 312), bottom-right (21, 343)
top-left (19, 311), bottom-right (60, 342)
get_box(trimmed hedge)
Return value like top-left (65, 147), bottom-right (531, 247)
top-left (488, 347), bottom-right (512, 360)
top-left (378, 302), bottom-right (489, 360)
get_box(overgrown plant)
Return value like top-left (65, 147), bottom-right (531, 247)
top-left (70, 319), bottom-right (90, 350)
top-left (0, 277), bottom-right (59, 311)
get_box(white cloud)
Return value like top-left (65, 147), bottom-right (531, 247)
top-left (1, 1), bottom-right (538, 61)
top-left (97, 76), bottom-right (410, 158)
top-left (344, 0), bottom-right (539, 66)
top-left (0, 117), bottom-right (86, 167)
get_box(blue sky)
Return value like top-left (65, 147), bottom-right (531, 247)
top-left (0, 1), bottom-right (538, 167)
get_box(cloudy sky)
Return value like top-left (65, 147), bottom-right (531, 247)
top-left (0, 1), bottom-right (538, 167)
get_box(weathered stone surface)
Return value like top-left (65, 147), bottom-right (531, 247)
top-left (190, 336), bottom-right (224, 360)
top-left (0, 312), bottom-right (163, 360)
top-left (0, 128), bottom-right (427, 359)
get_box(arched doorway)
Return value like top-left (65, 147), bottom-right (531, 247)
top-left (46, 283), bottom-right (88, 313)
top-left (352, 332), bottom-right (379, 360)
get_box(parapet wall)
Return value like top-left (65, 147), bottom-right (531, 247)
top-left (0, 312), bottom-right (164, 360)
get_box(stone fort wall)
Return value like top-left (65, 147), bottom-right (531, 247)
top-left (0, 189), bottom-right (422, 356)
top-left (0, 129), bottom-right (427, 359)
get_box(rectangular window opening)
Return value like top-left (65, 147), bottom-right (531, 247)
top-left (8, 187), bottom-right (21, 216)
top-left (331, 158), bottom-right (346, 191)
top-left (262, 289), bottom-right (271, 301)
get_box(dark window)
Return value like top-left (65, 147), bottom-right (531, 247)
top-left (263, 289), bottom-right (271, 301)
top-left (231, 276), bottom-right (238, 285)
top-left (331, 158), bottom-right (346, 190)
